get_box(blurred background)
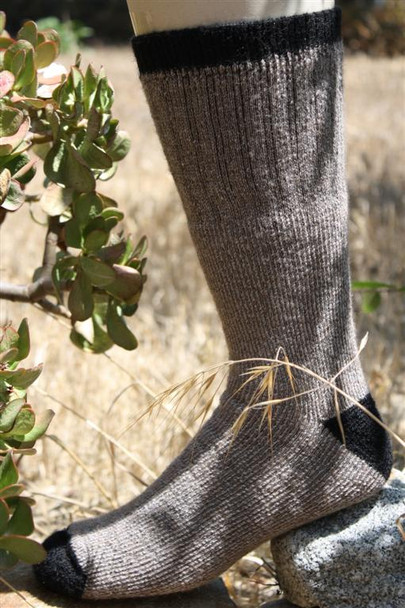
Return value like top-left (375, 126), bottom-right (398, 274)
top-left (0, 0), bottom-right (404, 605)
top-left (3, 0), bottom-right (405, 54)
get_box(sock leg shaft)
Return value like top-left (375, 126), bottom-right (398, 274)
top-left (135, 14), bottom-right (366, 399)
top-left (34, 9), bottom-right (392, 600)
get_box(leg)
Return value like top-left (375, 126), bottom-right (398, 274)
top-left (35, 2), bottom-right (392, 600)
top-left (127, 0), bottom-right (335, 34)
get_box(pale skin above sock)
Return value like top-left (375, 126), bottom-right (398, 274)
top-left (34, 7), bottom-right (392, 600)
top-left (126, 0), bottom-right (336, 34)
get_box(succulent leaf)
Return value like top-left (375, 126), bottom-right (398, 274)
top-left (0, 70), bottom-right (15, 98)
top-left (35, 40), bottom-right (58, 69)
top-left (68, 270), bottom-right (94, 321)
top-left (6, 498), bottom-right (34, 536)
top-left (0, 535), bottom-right (46, 564)
top-left (80, 256), bottom-right (115, 287)
top-left (106, 301), bottom-right (138, 351)
top-left (17, 21), bottom-right (38, 47)
top-left (0, 399), bottom-right (25, 432)
top-left (0, 453), bottom-right (18, 489)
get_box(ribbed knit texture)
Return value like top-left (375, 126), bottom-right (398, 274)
top-left (34, 8), bottom-right (392, 600)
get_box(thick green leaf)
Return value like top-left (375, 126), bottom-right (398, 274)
top-left (38, 28), bottom-right (60, 54)
top-left (32, 141), bottom-right (52, 161)
top-left (98, 241), bottom-right (126, 264)
top-left (0, 535), bottom-right (46, 564)
top-left (106, 130), bottom-right (131, 161)
top-left (69, 66), bottom-right (84, 101)
top-left (20, 72), bottom-right (37, 98)
top-left (17, 21), bottom-right (37, 46)
top-left (64, 217), bottom-right (82, 248)
top-left (0, 325), bottom-right (19, 353)
top-left (83, 229), bottom-right (109, 252)
top-left (80, 257), bottom-right (115, 287)
top-left (83, 64), bottom-right (99, 110)
top-left (98, 161), bottom-right (118, 181)
top-left (14, 48), bottom-right (36, 89)
top-left (56, 76), bottom-right (74, 113)
top-left (16, 318), bottom-right (30, 361)
top-left (361, 291), bottom-right (382, 314)
top-left (122, 302), bottom-right (138, 317)
top-left (0, 11), bottom-right (5, 32)
top-left (132, 235), bottom-right (148, 259)
top-left (3, 40), bottom-right (33, 72)
top-left (68, 271), bottom-right (94, 322)
top-left (98, 192), bottom-right (117, 208)
top-left (11, 94), bottom-right (47, 109)
top-left (6, 495), bottom-right (35, 508)
top-left (0, 484), bottom-right (24, 499)
top-left (0, 453), bottom-right (18, 489)
top-left (91, 313), bottom-right (113, 353)
top-left (69, 328), bottom-right (94, 353)
top-left (7, 153), bottom-right (36, 184)
top-left (7, 406), bottom-right (35, 436)
top-left (106, 302), bottom-right (138, 350)
top-left (94, 76), bottom-right (114, 112)
top-left (71, 305), bottom-right (113, 353)
top-left (0, 498), bottom-right (9, 535)
top-left (106, 265), bottom-right (142, 302)
top-left (1, 179), bottom-right (24, 211)
top-left (10, 49), bottom-right (26, 82)
top-left (0, 37), bottom-right (13, 51)
top-left (0, 399), bottom-right (25, 432)
top-left (65, 144), bottom-right (96, 193)
top-left (44, 141), bottom-right (95, 193)
top-left (0, 106), bottom-right (23, 138)
top-left (0, 116), bottom-right (30, 157)
top-left (0, 364), bottom-right (42, 390)
top-left (35, 40), bottom-right (57, 69)
top-left (86, 107), bottom-right (102, 141)
top-left (45, 105), bottom-right (60, 140)
top-left (6, 498), bottom-right (34, 536)
top-left (13, 409), bottom-right (54, 442)
top-left (0, 348), bottom-right (18, 364)
top-left (100, 207), bottom-right (123, 222)
top-left (0, 70), bottom-right (14, 98)
top-left (79, 140), bottom-right (112, 170)
top-left (43, 139), bottom-right (68, 179)
top-left (73, 191), bottom-right (102, 226)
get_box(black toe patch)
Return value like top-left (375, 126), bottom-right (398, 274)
top-left (33, 528), bottom-right (87, 599)
top-left (324, 393), bottom-right (393, 479)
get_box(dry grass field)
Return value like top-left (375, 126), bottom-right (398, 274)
top-left (0, 47), bottom-right (404, 605)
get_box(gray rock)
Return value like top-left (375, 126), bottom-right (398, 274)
top-left (271, 475), bottom-right (405, 608)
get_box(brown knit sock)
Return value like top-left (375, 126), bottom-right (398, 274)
top-left (34, 8), bottom-right (392, 599)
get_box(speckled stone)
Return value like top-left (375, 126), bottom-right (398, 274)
top-left (271, 474), bottom-right (405, 608)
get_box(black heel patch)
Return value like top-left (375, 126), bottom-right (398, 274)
top-left (324, 393), bottom-right (393, 479)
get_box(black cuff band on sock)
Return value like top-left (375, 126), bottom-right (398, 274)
top-left (132, 7), bottom-right (341, 75)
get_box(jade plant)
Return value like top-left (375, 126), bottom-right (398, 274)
top-left (0, 11), bottom-right (147, 353)
top-left (0, 319), bottom-right (54, 568)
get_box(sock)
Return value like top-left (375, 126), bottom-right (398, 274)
top-left (34, 8), bottom-right (392, 599)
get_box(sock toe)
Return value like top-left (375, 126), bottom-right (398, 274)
top-left (33, 529), bottom-right (87, 599)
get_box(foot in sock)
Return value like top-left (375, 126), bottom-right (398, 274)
top-left (34, 7), bottom-right (392, 600)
